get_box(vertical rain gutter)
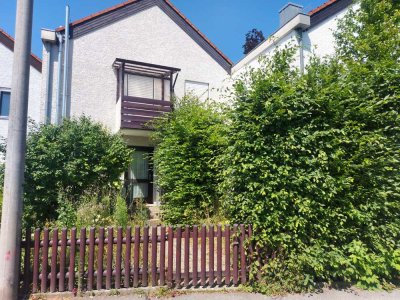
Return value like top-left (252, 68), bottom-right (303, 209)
top-left (55, 32), bottom-right (63, 125)
top-left (61, 5), bottom-right (70, 121)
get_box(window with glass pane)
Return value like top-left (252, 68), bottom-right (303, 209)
top-left (125, 74), bottom-right (170, 101)
top-left (185, 81), bottom-right (209, 101)
top-left (128, 150), bottom-right (153, 204)
top-left (0, 91), bottom-right (10, 117)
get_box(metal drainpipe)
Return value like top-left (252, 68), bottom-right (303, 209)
top-left (296, 28), bottom-right (305, 74)
top-left (44, 42), bottom-right (52, 124)
top-left (61, 5), bottom-right (70, 121)
top-left (55, 32), bottom-right (63, 125)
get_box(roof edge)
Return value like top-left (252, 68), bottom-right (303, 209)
top-left (0, 28), bottom-right (42, 72)
top-left (54, 0), bottom-right (232, 67)
top-left (309, 0), bottom-right (339, 16)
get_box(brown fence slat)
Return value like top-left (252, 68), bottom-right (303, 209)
top-left (41, 228), bottom-right (49, 293)
top-left (184, 225), bottom-right (190, 287)
top-left (59, 229), bottom-right (67, 292)
top-left (133, 226), bottom-right (140, 288)
top-left (200, 225), bottom-right (206, 286)
top-left (209, 225), bottom-right (215, 287)
top-left (192, 226), bottom-right (198, 287)
top-left (225, 225), bottom-right (231, 285)
top-left (23, 228), bottom-right (31, 293)
top-left (142, 226), bottom-right (149, 287)
top-left (232, 225), bottom-right (238, 285)
top-left (167, 226), bottom-right (173, 287)
top-left (124, 227), bottom-right (132, 288)
top-left (160, 226), bottom-right (166, 286)
top-left (106, 227), bottom-right (113, 290)
top-left (217, 225), bottom-right (222, 285)
top-left (32, 229), bottom-right (40, 293)
top-left (175, 226), bottom-right (182, 287)
top-left (50, 229), bottom-right (58, 292)
top-left (87, 228), bottom-right (95, 291)
top-left (240, 224), bottom-right (247, 284)
top-left (97, 227), bottom-right (105, 290)
top-left (79, 228), bottom-right (86, 290)
top-left (68, 228), bottom-right (76, 291)
top-left (116, 227), bottom-right (123, 289)
top-left (151, 227), bottom-right (158, 286)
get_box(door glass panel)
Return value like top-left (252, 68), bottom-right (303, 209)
top-left (130, 151), bottom-right (149, 180)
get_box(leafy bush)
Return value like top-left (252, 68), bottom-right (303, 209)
top-left (223, 0), bottom-right (400, 292)
top-left (114, 195), bottom-right (129, 227)
top-left (151, 96), bottom-right (227, 224)
top-left (76, 195), bottom-right (113, 229)
top-left (20, 117), bottom-right (133, 226)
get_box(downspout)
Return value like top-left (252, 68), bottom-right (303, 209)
top-left (44, 42), bottom-right (52, 124)
top-left (61, 5), bottom-right (70, 120)
top-left (296, 29), bottom-right (305, 74)
top-left (55, 32), bottom-right (63, 125)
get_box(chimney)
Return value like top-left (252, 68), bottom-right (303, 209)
top-left (279, 3), bottom-right (304, 27)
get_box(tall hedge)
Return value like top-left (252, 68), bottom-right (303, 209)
top-left (152, 96), bottom-right (226, 224)
top-left (223, 0), bottom-right (400, 291)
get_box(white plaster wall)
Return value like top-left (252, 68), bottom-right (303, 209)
top-left (232, 5), bottom-right (351, 79)
top-left (0, 42), bottom-right (42, 140)
top-left (44, 5), bottom-right (229, 132)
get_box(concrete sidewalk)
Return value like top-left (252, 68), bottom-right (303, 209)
top-left (32, 288), bottom-right (400, 300)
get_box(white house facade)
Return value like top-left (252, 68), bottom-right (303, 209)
top-left (40, 0), bottom-right (232, 206)
top-left (232, 0), bottom-right (353, 77)
top-left (0, 28), bottom-right (42, 141)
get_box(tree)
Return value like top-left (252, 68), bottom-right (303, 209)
top-left (224, 0), bottom-right (400, 292)
top-left (151, 96), bottom-right (227, 224)
top-left (19, 117), bottom-right (133, 226)
top-left (243, 28), bottom-right (265, 55)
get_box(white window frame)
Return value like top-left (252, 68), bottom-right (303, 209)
top-left (184, 80), bottom-right (210, 100)
top-left (0, 88), bottom-right (11, 119)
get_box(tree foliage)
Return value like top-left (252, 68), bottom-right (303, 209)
top-left (22, 117), bottom-right (133, 226)
top-left (151, 96), bottom-right (226, 224)
top-left (243, 28), bottom-right (265, 55)
top-left (223, 0), bottom-right (400, 291)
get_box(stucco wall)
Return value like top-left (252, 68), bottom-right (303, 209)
top-left (0, 42), bottom-right (42, 140)
top-left (43, 5), bottom-right (229, 132)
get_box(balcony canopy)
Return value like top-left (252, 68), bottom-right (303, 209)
top-left (113, 58), bottom-right (180, 79)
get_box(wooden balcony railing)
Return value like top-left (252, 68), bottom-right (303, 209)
top-left (121, 96), bottom-right (172, 130)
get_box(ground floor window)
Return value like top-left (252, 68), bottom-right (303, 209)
top-left (0, 91), bottom-right (10, 117)
top-left (124, 147), bottom-right (154, 205)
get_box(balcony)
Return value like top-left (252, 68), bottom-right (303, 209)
top-left (113, 58), bottom-right (180, 130)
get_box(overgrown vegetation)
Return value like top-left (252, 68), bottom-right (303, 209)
top-left (1, 117), bottom-right (133, 227)
top-left (151, 96), bottom-right (227, 224)
top-left (223, 0), bottom-right (400, 292)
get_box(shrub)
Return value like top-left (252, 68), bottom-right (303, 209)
top-left (151, 96), bottom-right (227, 224)
top-left (114, 195), bottom-right (129, 227)
top-left (20, 117), bottom-right (133, 226)
top-left (223, 0), bottom-right (400, 292)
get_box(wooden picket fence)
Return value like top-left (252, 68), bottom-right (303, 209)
top-left (20, 224), bottom-right (251, 294)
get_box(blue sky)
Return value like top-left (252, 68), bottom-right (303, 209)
top-left (0, 0), bottom-right (325, 63)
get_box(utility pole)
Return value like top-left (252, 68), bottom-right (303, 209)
top-left (0, 0), bottom-right (34, 299)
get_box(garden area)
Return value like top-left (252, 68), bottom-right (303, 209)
top-left (0, 0), bottom-right (399, 296)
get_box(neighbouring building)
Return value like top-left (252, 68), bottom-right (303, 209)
top-left (0, 28), bottom-right (42, 141)
top-left (40, 0), bottom-right (232, 207)
top-left (231, 0), bottom-right (353, 77)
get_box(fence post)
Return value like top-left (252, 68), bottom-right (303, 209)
top-left (59, 228), bottom-right (67, 292)
top-left (151, 226), bottom-right (157, 286)
top-left (209, 225), bottom-right (214, 287)
top-left (167, 226), bottom-right (173, 287)
top-left (41, 228), bottom-right (49, 293)
top-left (159, 226), bottom-right (166, 286)
top-left (106, 227), bottom-right (113, 290)
top-left (224, 225), bottom-right (231, 285)
top-left (192, 225), bottom-right (198, 287)
top-left (240, 224), bottom-right (247, 284)
top-left (124, 226), bottom-right (131, 288)
top-left (142, 226), bottom-right (149, 287)
top-left (68, 228), bottom-right (76, 291)
top-left (32, 229), bottom-right (40, 293)
top-left (184, 225), bottom-right (190, 287)
top-left (200, 225), bottom-right (206, 286)
top-left (232, 224), bottom-right (238, 285)
top-left (97, 227), bottom-right (104, 290)
top-left (175, 226), bottom-right (182, 287)
top-left (115, 227), bottom-right (123, 289)
top-left (87, 227), bottom-right (95, 291)
top-left (216, 225), bottom-right (222, 286)
top-left (50, 229), bottom-right (58, 292)
top-left (133, 226), bottom-right (140, 288)
top-left (78, 228), bottom-right (86, 290)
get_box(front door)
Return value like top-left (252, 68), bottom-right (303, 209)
top-left (126, 148), bottom-right (153, 205)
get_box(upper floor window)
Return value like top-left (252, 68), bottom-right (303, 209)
top-left (185, 80), bottom-right (209, 101)
top-left (0, 91), bottom-right (10, 117)
top-left (125, 74), bottom-right (171, 101)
